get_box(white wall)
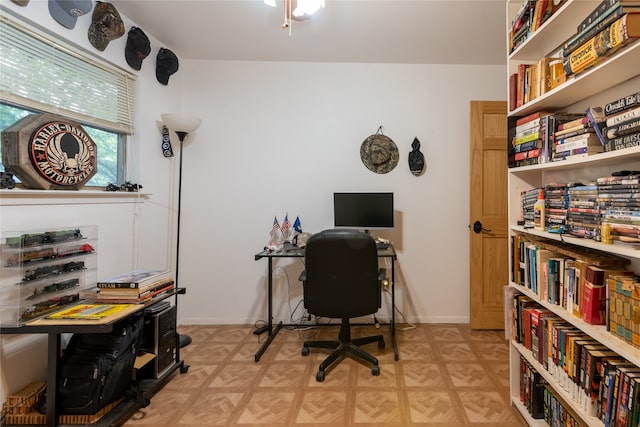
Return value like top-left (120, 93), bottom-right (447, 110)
top-left (0, 0), bottom-right (506, 402)
top-left (177, 60), bottom-right (506, 325)
top-left (0, 0), bottom-right (181, 403)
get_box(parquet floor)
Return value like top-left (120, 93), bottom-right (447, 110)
top-left (123, 323), bottom-right (527, 426)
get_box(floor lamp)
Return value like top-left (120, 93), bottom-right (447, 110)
top-left (161, 114), bottom-right (202, 348)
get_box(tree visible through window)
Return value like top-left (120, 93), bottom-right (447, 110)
top-left (0, 103), bottom-right (123, 187)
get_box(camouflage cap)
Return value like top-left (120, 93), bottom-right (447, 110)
top-left (88, 1), bottom-right (124, 51)
top-left (360, 133), bottom-right (399, 174)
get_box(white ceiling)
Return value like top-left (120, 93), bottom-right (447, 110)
top-left (110, 0), bottom-right (507, 65)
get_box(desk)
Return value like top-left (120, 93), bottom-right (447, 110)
top-left (0, 289), bottom-right (187, 427)
top-left (254, 245), bottom-right (398, 362)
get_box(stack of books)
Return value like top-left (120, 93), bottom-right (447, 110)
top-left (95, 269), bottom-right (174, 304)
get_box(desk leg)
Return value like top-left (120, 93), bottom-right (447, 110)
top-left (46, 333), bottom-right (60, 427)
top-left (254, 320), bottom-right (282, 362)
top-left (255, 257), bottom-right (281, 362)
top-left (391, 259), bottom-right (399, 361)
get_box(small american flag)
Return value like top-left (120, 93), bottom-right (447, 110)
top-left (270, 216), bottom-right (280, 237)
top-left (281, 214), bottom-right (291, 235)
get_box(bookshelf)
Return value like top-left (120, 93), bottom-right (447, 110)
top-left (506, 1), bottom-right (640, 426)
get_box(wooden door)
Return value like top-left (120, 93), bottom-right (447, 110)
top-left (469, 100), bottom-right (508, 329)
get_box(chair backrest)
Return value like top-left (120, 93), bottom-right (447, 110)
top-left (302, 229), bottom-right (380, 319)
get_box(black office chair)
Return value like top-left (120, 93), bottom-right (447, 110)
top-left (299, 229), bottom-right (385, 382)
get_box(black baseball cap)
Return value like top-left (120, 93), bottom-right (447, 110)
top-left (156, 48), bottom-right (179, 86)
top-left (125, 27), bottom-right (151, 71)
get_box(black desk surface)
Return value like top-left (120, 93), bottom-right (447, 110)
top-left (255, 244), bottom-right (396, 260)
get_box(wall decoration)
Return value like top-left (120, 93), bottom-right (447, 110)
top-left (408, 137), bottom-right (426, 176)
top-left (1, 113), bottom-right (97, 190)
top-left (360, 126), bottom-right (399, 174)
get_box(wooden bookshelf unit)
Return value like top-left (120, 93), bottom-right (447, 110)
top-left (506, 1), bottom-right (640, 426)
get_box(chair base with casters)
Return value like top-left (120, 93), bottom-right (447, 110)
top-left (302, 318), bottom-right (385, 382)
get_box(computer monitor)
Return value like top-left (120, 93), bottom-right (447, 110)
top-left (333, 192), bottom-right (394, 231)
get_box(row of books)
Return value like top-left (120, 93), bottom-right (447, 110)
top-left (94, 269), bottom-right (175, 304)
top-left (509, 0), bottom-right (640, 112)
top-left (520, 173), bottom-right (640, 246)
top-left (509, 89), bottom-right (640, 167)
top-left (519, 356), bottom-right (583, 425)
top-left (513, 294), bottom-right (640, 427)
top-left (508, 0), bottom-right (566, 54)
top-left (511, 235), bottom-right (631, 325)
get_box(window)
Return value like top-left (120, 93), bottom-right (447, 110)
top-left (0, 103), bottom-right (124, 186)
top-left (0, 14), bottom-right (134, 188)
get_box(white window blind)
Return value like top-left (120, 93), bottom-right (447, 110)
top-left (0, 14), bottom-right (136, 134)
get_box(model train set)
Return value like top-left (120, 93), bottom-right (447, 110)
top-left (26, 278), bottom-right (80, 300)
top-left (5, 244), bottom-right (94, 267)
top-left (23, 261), bottom-right (85, 282)
top-left (1, 226), bottom-right (98, 325)
top-left (5, 229), bottom-right (82, 248)
top-left (21, 293), bottom-right (80, 321)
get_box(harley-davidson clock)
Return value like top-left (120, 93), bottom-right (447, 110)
top-left (1, 113), bottom-right (97, 190)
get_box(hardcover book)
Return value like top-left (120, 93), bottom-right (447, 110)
top-left (563, 13), bottom-right (640, 77)
top-left (97, 269), bottom-right (173, 289)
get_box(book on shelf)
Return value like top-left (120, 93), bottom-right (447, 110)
top-left (516, 111), bottom-right (552, 127)
top-left (563, 13), bottom-right (640, 78)
top-left (46, 303), bottom-right (134, 320)
top-left (585, 105), bottom-right (608, 146)
top-left (606, 105), bottom-right (640, 127)
top-left (607, 130), bottom-right (640, 151)
top-left (604, 116), bottom-right (640, 139)
top-left (557, 116), bottom-right (588, 131)
top-left (530, 0), bottom-right (549, 33)
top-left (554, 123), bottom-right (595, 138)
top-left (604, 90), bottom-right (640, 116)
top-left (97, 269), bottom-right (173, 289)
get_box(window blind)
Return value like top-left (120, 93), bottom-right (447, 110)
top-left (0, 14), bottom-right (136, 134)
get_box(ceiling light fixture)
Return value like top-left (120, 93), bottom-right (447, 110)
top-left (264, 0), bottom-right (325, 34)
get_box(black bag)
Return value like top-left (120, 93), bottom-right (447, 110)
top-left (57, 313), bottom-right (144, 415)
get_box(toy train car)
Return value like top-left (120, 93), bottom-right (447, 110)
top-left (23, 261), bottom-right (85, 282)
top-left (5, 229), bottom-right (82, 248)
top-left (56, 243), bottom-right (94, 258)
top-left (6, 248), bottom-right (56, 266)
top-left (7, 244), bottom-right (94, 267)
top-left (26, 278), bottom-right (80, 300)
top-left (21, 293), bottom-right (80, 321)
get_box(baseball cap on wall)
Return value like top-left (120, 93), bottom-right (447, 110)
top-left (48, 0), bottom-right (93, 29)
top-left (156, 48), bottom-right (179, 85)
top-left (125, 27), bottom-right (151, 71)
top-left (11, 0), bottom-right (31, 6)
top-left (88, 1), bottom-right (124, 51)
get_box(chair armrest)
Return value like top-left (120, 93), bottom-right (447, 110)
top-left (377, 268), bottom-right (386, 281)
top-left (298, 270), bottom-right (306, 282)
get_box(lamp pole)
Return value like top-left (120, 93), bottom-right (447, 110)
top-left (174, 131), bottom-right (191, 347)
top-left (161, 114), bottom-right (201, 349)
